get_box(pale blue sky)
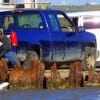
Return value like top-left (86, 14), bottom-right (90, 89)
top-left (1, 0), bottom-right (100, 5)
top-left (38, 0), bottom-right (100, 5)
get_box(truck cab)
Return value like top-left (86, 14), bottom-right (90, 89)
top-left (0, 9), bottom-right (96, 71)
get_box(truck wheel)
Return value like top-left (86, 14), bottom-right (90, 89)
top-left (23, 51), bottom-right (39, 68)
top-left (82, 46), bottom-right (96, 70)
top-left (27, 51), bottom-right (39, 60)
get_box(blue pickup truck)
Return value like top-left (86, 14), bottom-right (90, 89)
top-left (0, 9), bottom-right (96, 70)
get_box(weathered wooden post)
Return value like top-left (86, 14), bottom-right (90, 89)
top-left (0, 59), bottom-right (8, 83)
top-left (68, 61), bottom-right (84, 88)
top-left (47, 63), bottom-right (62, 89)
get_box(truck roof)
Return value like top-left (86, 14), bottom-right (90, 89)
top-left (0, 8), bottom-right (64, 14)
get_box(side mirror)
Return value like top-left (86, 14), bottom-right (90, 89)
top-left (78, 26), bottom-right (85, 32)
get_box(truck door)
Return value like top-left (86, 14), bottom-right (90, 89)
top-left (58, 14), bottom-right (82, 61)
top-left (47, 14), bottom-right (65, 61)
top-left (48, 13), bottom-right (82, 62)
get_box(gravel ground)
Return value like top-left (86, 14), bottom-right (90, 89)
top-left (0, 88), bottom-right (100, 100)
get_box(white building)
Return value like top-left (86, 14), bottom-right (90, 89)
top-left (0, 0), bottom-right (38, 9)
top-left (24, 0), bottom-right (38, 8)
top-left (0, 0), bottom-right (49, 9)
top-left (0, 0), bottom-right (16, 9)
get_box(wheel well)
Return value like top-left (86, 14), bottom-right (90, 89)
top-left (84, 43), bottom-right (96, 58)
top-left (28, 45), bottom-right (40, 57)
top-left (86, 43), bottom-right (96, 48)
top-left (83, 43), bottom-right (96, 70)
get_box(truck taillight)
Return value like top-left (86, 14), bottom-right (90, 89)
top-left (10, 31), bottom-right (18, 46)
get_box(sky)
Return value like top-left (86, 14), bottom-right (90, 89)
top-left (1, 0), bottom-right (100, 5)
top-left (38, 0), bottom-right (100, 5)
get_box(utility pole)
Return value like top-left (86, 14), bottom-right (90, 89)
top-left (32, 0), bottom-right (35, 8)
top-left (24, 0), bottom-right (38, 8)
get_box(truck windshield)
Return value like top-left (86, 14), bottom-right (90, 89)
top-left (0, 13), bottom-right (44, 31)
top-left (48, 13), bottom-right (75, 33)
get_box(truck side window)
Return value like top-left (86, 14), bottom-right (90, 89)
top-left (57, 14), bottom-right (75, 32)
top-left (2, 14), bottom-right (44, 31)
top-left (18, 14), bottom-right (44, 29)
top-left (3, 15), bottom-right (15, 30)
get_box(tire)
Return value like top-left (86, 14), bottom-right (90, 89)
top-left (22, 51), bottom-right (39, 68)
top-left (82, 46), bottom-right (96, 70)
